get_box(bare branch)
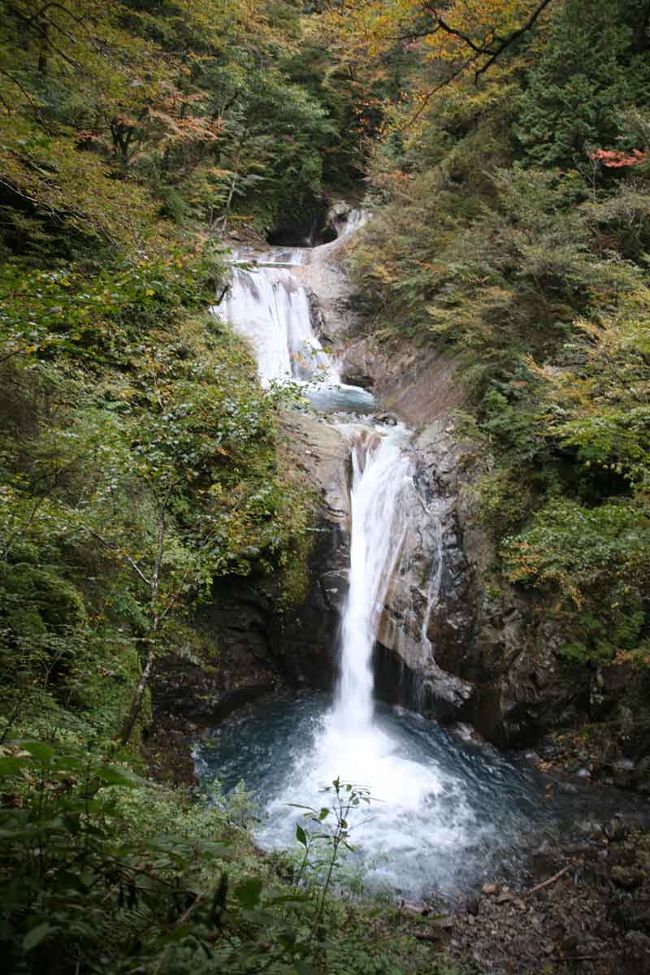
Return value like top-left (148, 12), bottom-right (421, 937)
top-left (26, 1), bottom-right (87, 29)
top-left (5, 0), bottom-right (83, 69)
top-left (475, 0), bottom-right (555, 80)
top-left (428, 8), bottom-right (493, 55)
top-left (398, 0), bottom-right (556, 121)
top-left (402, 53), bottom-right (480, 129)
top-left (87, 529), bottom-right (152, 588)
top-left (525, 863), bottom-right (572, 896)
top-left (0, 68), bottom-right (52, 133)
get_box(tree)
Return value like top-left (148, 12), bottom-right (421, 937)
top-left (323, 0), bottom-right (557, 126)
top-left (516, 0), bottom-right (650, 166)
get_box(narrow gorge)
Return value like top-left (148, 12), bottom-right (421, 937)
top-left (182, 209), bottom-right (647, 900)
top-left (2, 2), bottom-right (649, 971)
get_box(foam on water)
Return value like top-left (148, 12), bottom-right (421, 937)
top-left (198, 424), bottom-right (555, 896)
top-left (197, 693), bottom-right (557, 897)
top-left (261, 717), bottom-right (474, 892)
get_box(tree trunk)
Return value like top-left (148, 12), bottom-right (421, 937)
top-left (116, 638), bottom-right (156, 746)
top-left (116, 491), bottom-right (169, 746)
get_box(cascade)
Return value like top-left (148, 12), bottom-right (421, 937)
top-left (211, 205), bottom-right (369, 387)
top-left (212, 244), bottom-right (374, 411)
top-left (330, 206), bottom-right (368, 239)
top-left (198, 215), bottom-right (562, 898)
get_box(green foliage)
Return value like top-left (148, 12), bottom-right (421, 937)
top-left (347, 1), bottom-right (650, 666)
top-left (503, 498), bottom-right (650, 662)
top-left (0, 3), bottom-right (445, 971)
top-left (0, 0), bottom-right (367, 245)
top-left (0, 268), bottom-right (313, 742)
top-left (0, 0), bottom-right (329, 749)
top-left (0, 745), bottom-right (444, 974)
top-left (515, 0), bottom-right (650, 168)
top-left (292, 778), bottom-right (372, 921)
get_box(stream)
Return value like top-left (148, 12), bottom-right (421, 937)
top-left (199, 211), bottom-right (644, 901)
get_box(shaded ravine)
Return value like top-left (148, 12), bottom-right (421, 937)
top-left (196, 214), bottom-right (592, 899)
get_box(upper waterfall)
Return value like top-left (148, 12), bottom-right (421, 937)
top-left (212, 239), bottom-right (375, 412)
top-left (213, 264), bottom-right (338, 386)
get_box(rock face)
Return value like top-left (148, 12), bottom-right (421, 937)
top-left (372, 432), bottom-right (473, 721)
top-left (361, 409), bottom-right (584, 744)
top-left (267, 412), bottom-right (351, 688)
top-left (335, 322), bottom-right (590, 745)
top-left (150, 411), bottom-right (351, 757)
top-left (338, 327), bottom-right (645, 777)
top-left (407, 420), bottom-right (589, 746)
top-left (341, 335), bottom-right (466, 427)
top-left (294, 236), bottom-right (366, 348)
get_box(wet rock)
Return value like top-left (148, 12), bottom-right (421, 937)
top-left (341, 335), bottom-right (465, 428)
top-left (466, 896), bottom-right (480, 916)
top-left (149, 415), bottom-right (353, 771)
top-left (374, 410), bottom-right (399, 425)
top-left (623, 931), bottom-right (650, 974)
top-left (401, 901), bottom-right (429, 916)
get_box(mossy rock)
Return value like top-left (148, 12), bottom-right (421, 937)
top-left (2, 565), bottom-right (87, 630)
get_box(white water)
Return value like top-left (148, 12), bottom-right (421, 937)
top-left (207, 225), bottom-right (486, 892)
top-left (252, 423), bottom-right (488, 893)
top-left (229, 245), bottom-right (309, 268)
top-left (197, 214), bottom-right (636, 896)
top-left (212, 265), bottom-right (337, 385)
top-left (332, 207), bottom-right (368, 238)
top-left (333, 425), bottom-right (411, 732)
top-left (211, 246), bottom-right (374, 411)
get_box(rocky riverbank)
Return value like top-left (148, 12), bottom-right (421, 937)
top-left (414, 818), bottom-right (650, 974)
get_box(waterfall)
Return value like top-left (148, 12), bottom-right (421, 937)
top-left (333, 426), bottom-right (411, 733)
top-left (258, 415), bottom-right (474, 893)
top-left (198, 214), bottom-right (561, 898)
top-left (207, 223), bottom-right (476, 889)
top-left (212, 249), bottom-right (375, 412)
top-left (212, 264), bottom-right (337, 386)
top-left (330, 206), bottom-right (369, 239)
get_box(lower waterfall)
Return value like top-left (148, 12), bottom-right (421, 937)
top-left (197, 414), bottom-right (560, 896)
top-left (333, 425), bottom-right (411, 734)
